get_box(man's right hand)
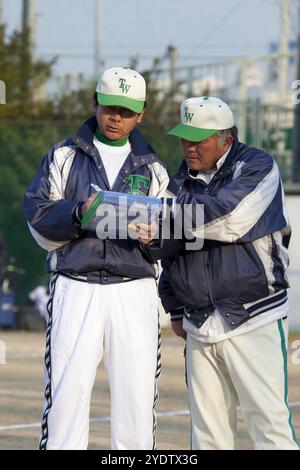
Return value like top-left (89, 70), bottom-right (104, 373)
top-left (82, 193), bottom-right (98, 216)
top-left (171, 320), bottom-right (187, 341)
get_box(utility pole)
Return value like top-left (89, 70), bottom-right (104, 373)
top-left (292, 0), bottom-right (300, 183)
top-left (167, 45), bottom-right (177, 90)
top-left (278, 0), bottom-right (289, 103)
top-left (22, 0), bottom-right (45, 102)
top-left (95, 0), bottom-right (101, 79)
top-left (22, 0), bottom-right (37, 60)
top-left (238, 59), bottom-right (248, 143)
top-left (0, 0), bottom-right (3, 24)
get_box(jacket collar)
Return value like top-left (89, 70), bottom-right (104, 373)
top-left (175, 138), bottom-right (242, 184)
top-left (73, 117), bottom-right (163, 168)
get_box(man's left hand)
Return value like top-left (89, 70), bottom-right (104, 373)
top-left (127, 222), bottom-right (158, 245)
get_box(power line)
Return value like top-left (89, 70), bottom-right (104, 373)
top-left (37, 42), bottom-right (274, 50)
top-left (36, 52), bottom-right (268, 61)
top-left (196, 0), bottom-right (244, 45)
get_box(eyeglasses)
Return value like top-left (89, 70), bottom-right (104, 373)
top-left (102, 106), bottom-right (138, 119)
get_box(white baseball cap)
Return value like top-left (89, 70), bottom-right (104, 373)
top-left (168, 96), bottom-right (235, 142)
top-left (96, 67), bottom-right (146, 114)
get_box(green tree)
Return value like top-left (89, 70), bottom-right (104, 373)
top-left (0, 24), bottom-right (57, 302)
top-left (0, 24), bottom-right (54, 119)
top-left (0, 30), bottom-right (185, 304)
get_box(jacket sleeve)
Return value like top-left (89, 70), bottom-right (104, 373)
top-left (176, 152), bottom-right (289, 243)
top-left (148, 161), bottom-right (178, 198)
top-left (159, 259), bottom-right (185, 321)
top-left (23, 144), bottom-right (82, 251)
top-left (142, 168), bottom-right (183, 260)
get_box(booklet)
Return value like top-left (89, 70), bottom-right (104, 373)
top-left (80, 191), bottom-right (162, 238)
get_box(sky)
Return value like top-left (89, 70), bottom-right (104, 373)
top-left (2, 0), bottom-right (299, 82)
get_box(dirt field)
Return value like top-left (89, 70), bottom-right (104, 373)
top-left (0, 330), bottom-right (299, 450)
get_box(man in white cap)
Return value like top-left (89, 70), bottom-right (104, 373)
top-left (24, 67), bottom-right (170, 450)
top-left (138, 96), bottom-right (299, 450)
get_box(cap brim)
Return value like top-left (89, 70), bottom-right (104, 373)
top-left (97, 93), bottom-right (144, 114)
top-left (167, 124), bottom-right (218, 142)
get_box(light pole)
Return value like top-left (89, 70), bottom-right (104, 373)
top-left (0, 0), bottom-right (3, 24)
top-left (22, 0), bottom-right (37, 60)
top-left (279, 0), bottom-right (289, 103)
top-left (95, 0), bottom-right (101, 79)
top-left (292, 0), bottom-right (300, 183)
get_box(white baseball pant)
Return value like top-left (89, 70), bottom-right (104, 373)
top-left (39, 274), bottom-right (160, 450)
top-left (186, 319), bottom-right (299, 450)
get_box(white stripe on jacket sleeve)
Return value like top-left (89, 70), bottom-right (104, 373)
top-left (193, 161), bottom-right (280, 242)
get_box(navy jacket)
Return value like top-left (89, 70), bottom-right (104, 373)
top-left (24, 117), bottom-right (169, 284)
top-left (148, 139), bottom-right (291, 330)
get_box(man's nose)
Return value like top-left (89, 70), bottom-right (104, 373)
top-left (183, 140), bottom-right (196, 150)
top-left (110, 108), bottom-right (122, 120)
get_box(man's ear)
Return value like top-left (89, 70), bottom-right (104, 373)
top-left (92, 99), bottom-right (98, 114)
top-left (92, 93), bottom-right (99, 113)
top-left (136, 109), bottom-right (145, 124)
top-left (225, 134), bottom-right (233, 150)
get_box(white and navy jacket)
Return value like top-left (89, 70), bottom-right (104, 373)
top-left (23, 117), bottom-right (169, 284)
top-left (149, 139), bottom-right (291, 331)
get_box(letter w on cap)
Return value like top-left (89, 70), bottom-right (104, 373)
top-left (184, 108), bottom-right (194, 123)
top-left (119, 78), bottom-right (131, 94)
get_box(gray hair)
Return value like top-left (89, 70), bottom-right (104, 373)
top-left (217, 126), bottom-right (238, 147)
